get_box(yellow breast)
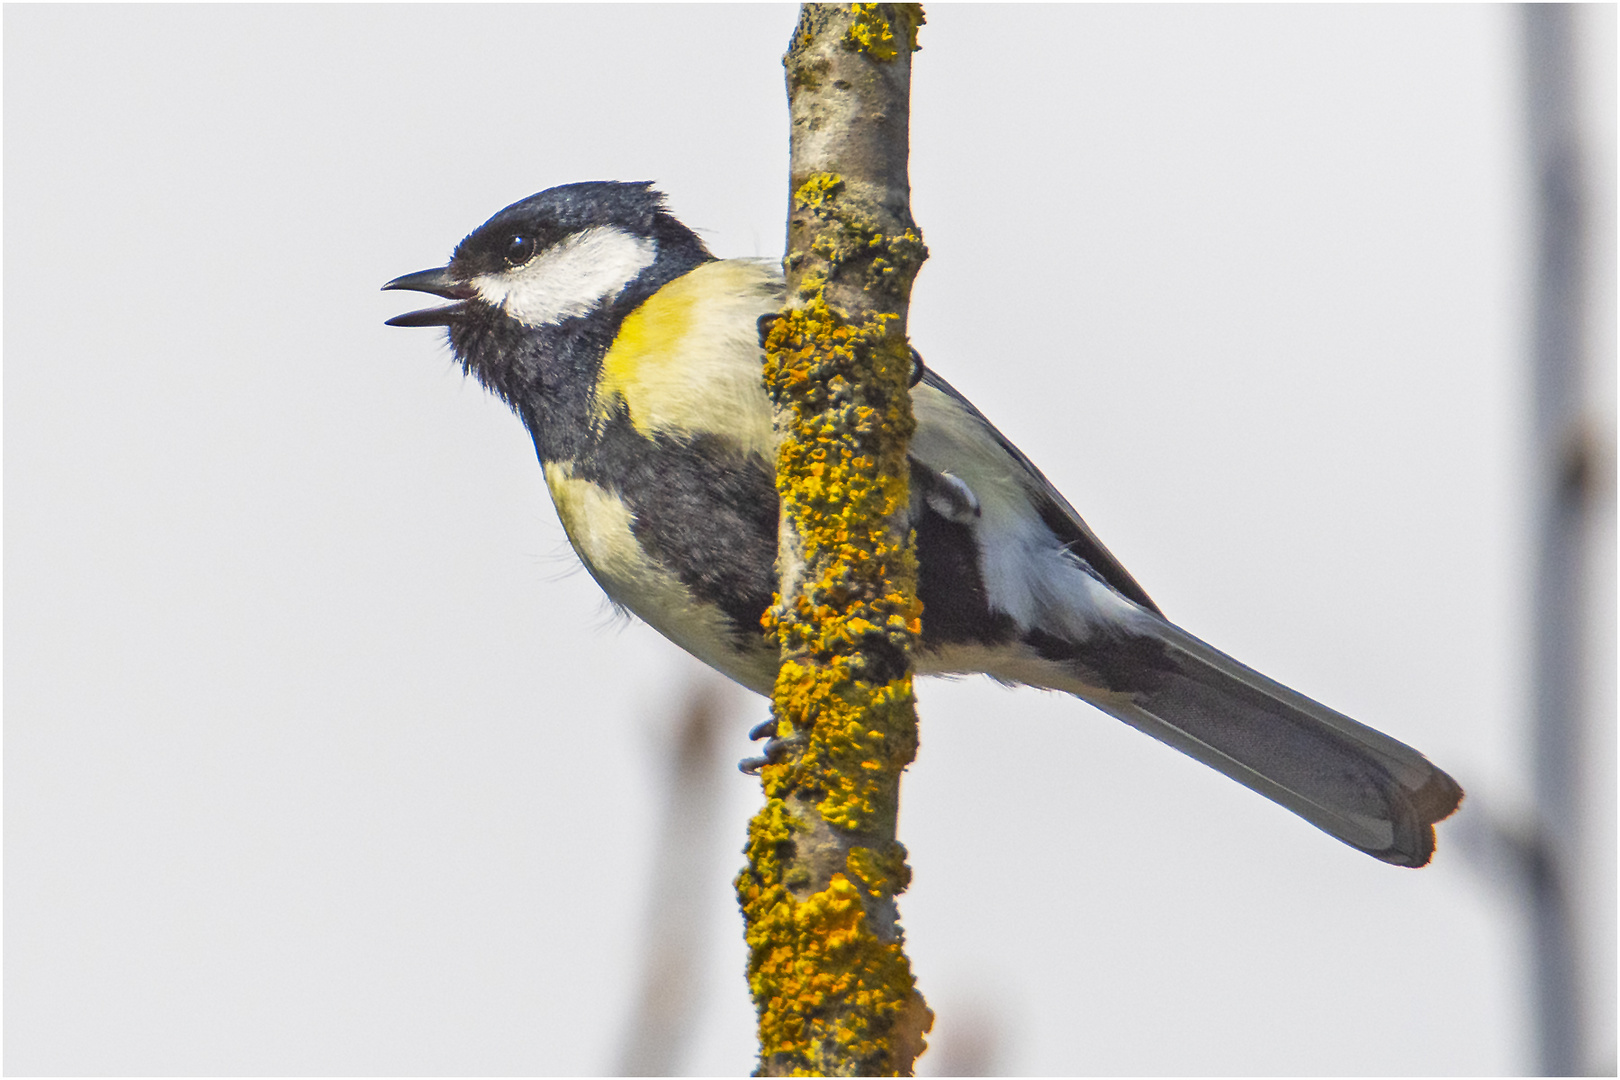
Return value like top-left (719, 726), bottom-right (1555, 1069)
top-left (591, 259), bottom-right (781, 457)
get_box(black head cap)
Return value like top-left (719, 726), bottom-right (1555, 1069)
top-left (450, 181), bottom-right (709, 280)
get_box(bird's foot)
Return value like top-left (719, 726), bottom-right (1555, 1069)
top-left (739, 717), bottom-right (804, 774)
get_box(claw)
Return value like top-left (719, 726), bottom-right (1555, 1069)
top-left (738, 728), bottom-right (803, 774)
top-left (748, 717), bottom-right (779, 742)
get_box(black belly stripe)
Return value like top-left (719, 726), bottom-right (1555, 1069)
top-left (571, 409), bottom-right (780, 641)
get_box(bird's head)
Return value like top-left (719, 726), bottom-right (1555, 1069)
top-left (384, 181), bottom-right (711, 410)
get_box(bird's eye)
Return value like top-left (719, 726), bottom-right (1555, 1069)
top-left (503, 234), bottom-right (536, 266)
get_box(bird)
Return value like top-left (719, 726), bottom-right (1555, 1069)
top-left (384, 180), bottom-right (1462, 867)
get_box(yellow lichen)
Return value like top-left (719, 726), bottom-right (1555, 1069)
top-left (758, 297), bottom-right (921, 831)
top-left (846, 4), bottom-right (895, 61)
top-left (843, 4), bottom-right (925, 60)
top-left (792, 174), bottom-right (927, 300)
top-left (845, 844), bottom-right (912, 897)
top-left (796, 172), bottom-right (846, 212)
top-left (900, 5), bottom-right (925, 52)
top-left (738, 859), bottom-right (924, 1075)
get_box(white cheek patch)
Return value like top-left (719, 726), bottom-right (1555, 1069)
top-left (473, 226), bottom-right (658, 328)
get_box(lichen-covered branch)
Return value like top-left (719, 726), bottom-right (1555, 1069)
top-left (735, 4), bottom-right (931, 1076)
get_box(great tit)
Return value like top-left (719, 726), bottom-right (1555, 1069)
top-left (384, 180), bottom-right (1461, 867)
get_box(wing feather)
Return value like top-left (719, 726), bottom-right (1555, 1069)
top-left (911, 368), bottom-right (1161, 614)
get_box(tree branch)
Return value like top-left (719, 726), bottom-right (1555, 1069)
top-left (735, 4), bottom-right (931, 1076)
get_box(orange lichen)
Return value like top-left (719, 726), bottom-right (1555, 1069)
top-left (739, 816), bottom-right (924, 1074)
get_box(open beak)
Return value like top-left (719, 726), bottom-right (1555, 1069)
top-left (382, 266), bottom-right (475, 327)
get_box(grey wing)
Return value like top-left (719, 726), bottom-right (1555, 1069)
top-left (910, 365), bottom-right (1161, 615)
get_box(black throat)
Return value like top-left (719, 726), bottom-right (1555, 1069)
top-left (450, 214), bottom-right (714, 465)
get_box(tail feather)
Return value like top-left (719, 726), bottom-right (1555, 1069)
top-left (1071, 621), bottom-right (1462, 867)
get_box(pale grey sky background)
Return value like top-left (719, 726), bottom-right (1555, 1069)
top-left (6, 4), bottom-right (1614, 1075)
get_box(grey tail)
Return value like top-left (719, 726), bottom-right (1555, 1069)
top-left (1057, 619), bottom-right (1463, 867)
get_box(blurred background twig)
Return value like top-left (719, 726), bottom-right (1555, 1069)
top-left (615, 679), bottom-right (732, 1076)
